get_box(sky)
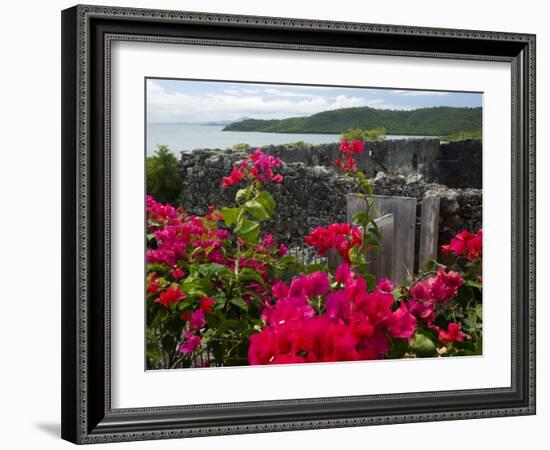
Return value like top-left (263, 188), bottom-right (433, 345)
top-left (147, 79), bottom-right (482, 124)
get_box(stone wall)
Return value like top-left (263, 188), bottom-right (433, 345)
top-left (438, 139), bottom-right (482, 188)
top-left (178, 147), bottom-right (482, 257)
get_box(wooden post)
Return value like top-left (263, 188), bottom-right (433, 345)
top-left (347, 194), bottom-right (416, 285)
top-left (418, 196), bottom-right (440, 271)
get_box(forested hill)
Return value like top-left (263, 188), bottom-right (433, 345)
top-left (222, 106), bottom-right (482, 136)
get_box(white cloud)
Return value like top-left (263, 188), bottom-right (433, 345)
top-left (147, 80), bottom-right (417, 123)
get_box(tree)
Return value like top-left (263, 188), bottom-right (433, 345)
top-left (147, 145), bottom-right (182, 204)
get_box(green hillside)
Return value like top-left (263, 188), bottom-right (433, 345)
top-left (223, 106), bottom-right (482, 136)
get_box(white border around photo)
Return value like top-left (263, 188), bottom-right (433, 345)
top-left (110, 41), bottom-right (511, 409)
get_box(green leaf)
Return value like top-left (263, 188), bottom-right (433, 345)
top-left (352, 211), bottom-right (368, 227)
top-left (410, 332), bottom-right (437, 357)
top-left (238, 268), bottom-right (265, 284)
top-left (235, 218), bottom-right (260, 242)
top-left (221, 207), bottom-right (240, 226)
top-left (230, 298), bottom-right (249, 312)
top-left (245, 200), bottom-right (270, 221)
top-left (218, 319), bottom-right (241, 334)
top-left (236, 186), bottom-right (253, 203)
top-left (256, 191), bottom-right (276, 215)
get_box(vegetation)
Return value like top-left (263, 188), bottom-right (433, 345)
top-left (282, 140), bottom-right (309, 148)
top-left (146, 145), bottom-right (182, 205)
top-left (440, 129), bottom-right (482, 141)
top-left (341, 127), bottom-right (386, 142)
top-left (230, 143), bottom-right (252, 151)
top-left (223, 106), bottom-right (482, 136)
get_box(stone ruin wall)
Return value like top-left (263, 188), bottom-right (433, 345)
top-left (178, 139), bottom-right (482, 259)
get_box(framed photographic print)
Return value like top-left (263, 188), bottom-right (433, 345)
top-left (61, 4), bottom-right (536, 444)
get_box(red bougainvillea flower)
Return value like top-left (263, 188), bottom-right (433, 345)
top-left (305, 223), bottom-right (363, 263)
top-left (179, 332), bottom-right (201, 354)
top-left (199, 297), bottom-right (215, 314)
top-left (155, 285), bottom-right (185, 308)
top-left (334, 139), bottom-right (364, 173)
top-left (146, 273), bottom-right (160, 295)
top-left (190, 309), bottom-right (206, 330)
top-left (410, 268), bottom-right (464, 304)
top-left (171, 267), bottom-right (185, 280)
top-left (437, 322), bottom-right (465, 344)
top-left (222, 167), bottom-right (245, 188)
top-left (442, 228), bottom-right (483, 260)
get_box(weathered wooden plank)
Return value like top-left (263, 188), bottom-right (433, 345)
top-left (327, 249), bottom-right (342, 271)
top-left (347, 194), bottom-right (416, 285)
top-left (418, 196), bottom-right (440, 271)
top-left (365, 214), bottom-right (394, 280)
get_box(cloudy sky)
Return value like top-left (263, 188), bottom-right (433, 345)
top-left (146, 79), bottom-right (482, 124)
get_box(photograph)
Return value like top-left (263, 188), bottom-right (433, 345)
top-left (145, 79), bottom-right (484, 370)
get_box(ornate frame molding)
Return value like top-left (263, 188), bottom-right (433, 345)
top-left (61, 5), bottom-right (536, 444)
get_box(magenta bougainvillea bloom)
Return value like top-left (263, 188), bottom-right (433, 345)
top-left (222, 149), bottom-right (283, 188)
top-left (190, 309), bottom-right (206, 330)
top-left (171, 267), bottom-right (185, 280)
top-left (376, 278), bottom-right (394, 293)
top-left (155, 285), bottom-right (185, 308)
top-left (248, 269), bottom-right (417, 365)
top-left (179, 332), bottom-right (201, 354)
top-left (277, 243), bottom-right (288, 257)
top-left (410, 268), bottom-right (464, 304)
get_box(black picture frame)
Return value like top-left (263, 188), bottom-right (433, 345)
top-left (61, 4), bottom-right (536, 444)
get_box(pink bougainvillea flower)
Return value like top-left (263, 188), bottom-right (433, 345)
top-left (376, 278), bottom-right (394, 293)
top-left (438, 322), bottom-right (465, 344)
top-left (410, 280), bottom-right (431, 301)
top-left (334, 262), bottom-right (352, 284)
top-left (325, 290), bottom-right (351, 322)
top-left (171, 267), bottom-right (185, 280)
top-left (200, 297), bottom-right (215, 314)
top-left (277, 243), bottom-right (288, 257)
top-left (386, 304), bottom-right (417, 339)
top-left (155, 285), bottom-right (185, 308)
top-left (303, 271), bottom-right (330, 297)
top-left (190, 309), bottom-right (206, 330)
top-left (407, 299), bottom-right (437, 325)
top-left (410, 269), bottom-right (463, 304)
top-left (179, 332), bottom-right (201, 354)
top-left (262, 233), bottom-right (275, 248)
top-left (216, 229), bottom-right (230, 240)
top-left (272, 280), bottom-right (289, 300)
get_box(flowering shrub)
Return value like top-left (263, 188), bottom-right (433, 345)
top-left (146, 146), bottom-right (483, 369)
